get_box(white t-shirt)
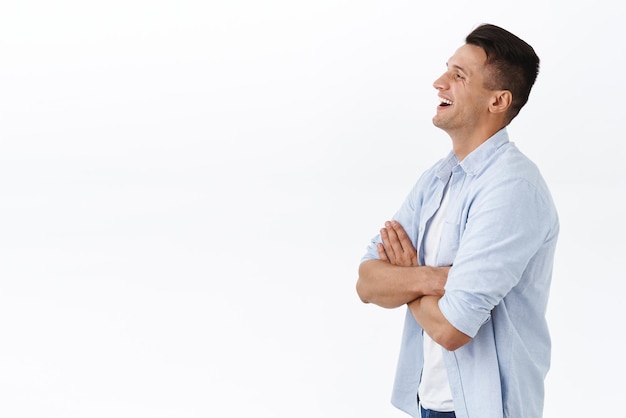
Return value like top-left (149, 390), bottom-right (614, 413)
top-left (418, 178), bottom-right (454, 412)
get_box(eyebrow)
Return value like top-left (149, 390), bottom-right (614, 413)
top-left (448, 63), bottom-right (468, 75)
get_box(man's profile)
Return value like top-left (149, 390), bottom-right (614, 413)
top-left (357, 24), bottom-right (559, 418)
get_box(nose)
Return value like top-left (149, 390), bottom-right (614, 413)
top-left (433, 73), bottom-right (446, 91)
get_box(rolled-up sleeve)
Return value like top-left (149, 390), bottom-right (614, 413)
top-left (438, 176), bottom-right (552, 338)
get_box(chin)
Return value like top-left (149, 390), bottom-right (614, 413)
top-left (432, 117), bottom-right (445, 130)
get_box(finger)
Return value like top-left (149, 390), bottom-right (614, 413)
top-left (377, 243), bottom-right (389, 262)
top-left (385, 221), bottom-right (404, 253)
top-left (380, 227), bottom-right (396, 263)
top-left (390, 220), bottom-right (419, 266)
top-left (391, 221), bottom-right (412, 248)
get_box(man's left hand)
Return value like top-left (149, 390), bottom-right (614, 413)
top-left (377, 221), bottom-right (419, 267)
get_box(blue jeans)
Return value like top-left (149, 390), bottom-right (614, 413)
top-left (420, 405), bottom-right (456, 418)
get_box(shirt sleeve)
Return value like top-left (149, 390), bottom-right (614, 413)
top-left (438, 176), bottom-right (554, 338)
top-left (360, 169), bottom-right (432, 264)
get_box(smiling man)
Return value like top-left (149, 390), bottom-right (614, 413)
top-left (356, 24), bottom-right (559, 418)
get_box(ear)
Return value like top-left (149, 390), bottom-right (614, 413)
top-left (489, 90), bottom-right (512, 115)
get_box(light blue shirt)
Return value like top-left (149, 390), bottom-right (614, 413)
top-left (361, 129), bottom-right (559, 418)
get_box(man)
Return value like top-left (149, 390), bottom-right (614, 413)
top-left (356, 24), bottom-right (559, 418)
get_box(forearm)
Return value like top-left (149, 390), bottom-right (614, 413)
top-left (356, 259), bottom-right (446, 309)
top-left (408, 296), bottom-right (471, 351)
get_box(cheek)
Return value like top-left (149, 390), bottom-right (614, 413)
top-left (467, 90), bottom-right (492, 110)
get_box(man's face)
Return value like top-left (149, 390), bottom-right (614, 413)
top-left (432, 43), bottom-right (494, 135)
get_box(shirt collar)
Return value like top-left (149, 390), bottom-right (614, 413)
top-left (435, 128), bottom-right (510, 181)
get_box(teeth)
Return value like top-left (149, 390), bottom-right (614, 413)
top-left (440, 98), bottom-right (453, 105)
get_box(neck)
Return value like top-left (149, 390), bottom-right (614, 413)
top-left (449, 124), bottom-right (505, 161)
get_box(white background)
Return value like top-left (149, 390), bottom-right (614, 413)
top-left (1, 1), bottom-right (624, 417)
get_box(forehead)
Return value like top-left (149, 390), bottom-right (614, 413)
top-left (448, 43), bottom-right (487, 74)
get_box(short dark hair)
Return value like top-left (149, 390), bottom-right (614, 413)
top-left (466, 24), bottom-right (540, 124)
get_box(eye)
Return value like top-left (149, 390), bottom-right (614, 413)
top-left (454, 73), bottom-right (465, 80)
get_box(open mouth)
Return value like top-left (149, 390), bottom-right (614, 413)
top-left (439, 98), bottom-right (453, 107)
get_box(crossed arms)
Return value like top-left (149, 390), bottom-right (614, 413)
top-left (356, 220), bottom-right (471, 351)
